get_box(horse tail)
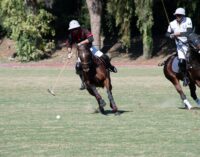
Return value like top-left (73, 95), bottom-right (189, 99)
top-left (158, 60), bottom-right (166, 66)
top-left (158, 52), bottom-right (177, 67)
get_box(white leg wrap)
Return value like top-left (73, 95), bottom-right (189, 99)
top-left (95, 50), bottom-right (103, 57)
top-left (90, 47), bottom-right (103, 57)
top-left (183, 99), bottom-right (192, 110)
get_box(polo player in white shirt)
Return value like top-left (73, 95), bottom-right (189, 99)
top-left (166, 8), bottom-right (193, 86)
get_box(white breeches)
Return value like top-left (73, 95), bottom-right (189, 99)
top-left (77, 46), bottom-right (103, 63)
top-left (176, 42), bottom-right (188, 60)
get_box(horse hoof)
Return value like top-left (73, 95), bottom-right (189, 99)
top-left (183, 99), bottom-right (192, 110)
top-left (184, 104), bottom-right (192, 110)
top-left (99, 107), bottom-right (106, 115)
top-left (112, 107), bottom-right (118, 113)
top-left (110, 104), bottom-right (118, 112)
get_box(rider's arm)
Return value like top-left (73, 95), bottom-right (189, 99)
top-left (165, 32), bottom-right (175, 39)
top-left (179, 28), bottom-right (193, 37)
top-left (78, 38), bottom-right (91, 46)
top-left (165, 23), bottom-right (175, 39)
top-left (165, 32), bottom-right (171, 38)
top-left (78, 28), bottom-right (94, 46)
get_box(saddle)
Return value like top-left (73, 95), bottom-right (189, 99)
top-left (171, 54), bottom-right (191, 74)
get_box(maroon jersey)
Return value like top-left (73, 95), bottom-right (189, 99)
top-left (66, 27), bottom-right (93, 47)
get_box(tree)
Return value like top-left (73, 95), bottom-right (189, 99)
top-left (107, 0), bottom-right (134, 49)
top-left (177, 0), bottom-right (200, 33)
top-left (0, 0), bottom-right (55, 61)
top-left (86, 0), bottom-right (102, 49)
top-left (135, 0), bottom-right (153, 59)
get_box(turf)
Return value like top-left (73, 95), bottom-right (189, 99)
top-left (0, 66), bottom-right (200, 157)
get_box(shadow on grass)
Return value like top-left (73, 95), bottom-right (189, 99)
top-left (92, 109), bottom-right (132, 116)
top-left (178, 107), bottom-right (200, 110)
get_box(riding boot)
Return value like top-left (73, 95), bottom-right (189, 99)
top-left (75, 62), bottom-right (86, 90)
top-left (100, 54), bottom-right (117, 73)
top-left (179, 59), bottom-right (189, 86)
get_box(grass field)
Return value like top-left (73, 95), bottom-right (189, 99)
top-left (0, 65), bottom-right (200, 157)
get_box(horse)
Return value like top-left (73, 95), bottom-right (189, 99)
top-left (160, 42), bottom-right (200, 109)
top-left (77, 44), bottom-right (118, 114)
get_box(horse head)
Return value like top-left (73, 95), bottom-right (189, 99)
top-left (78, 45), bottom-right (92, 72)
top-left (189, 42), bottom-right (200, 65)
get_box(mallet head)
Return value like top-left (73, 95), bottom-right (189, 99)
top-left (47, 89), bottom-right (56, 96)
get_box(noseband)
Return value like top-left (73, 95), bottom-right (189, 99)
top-left (81, 60), bottom-right (92, 72)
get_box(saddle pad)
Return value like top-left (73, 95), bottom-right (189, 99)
top-left (172, 56), bottom-right (180, 73)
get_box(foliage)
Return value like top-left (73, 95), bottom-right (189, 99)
top-left (79, 0), bottom-right (90, 29)
top-left (0, 0), bottom-right (55, 61)
top-left (107, 0), bottom-right (134, 48)
top-left (134, 0), bottom-right (153, 58)
top-left (177, 0), bottom-right (200, 33)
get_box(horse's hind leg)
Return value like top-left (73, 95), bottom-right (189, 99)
top-left (87, 85), bottom-right (106, 114)
top-left (104, 79), bottom-right (118, 113)
top-left (189, 82), bottom-right (200, 105)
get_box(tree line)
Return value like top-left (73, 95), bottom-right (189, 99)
top-left (0, 0), bottom-right (199, 61)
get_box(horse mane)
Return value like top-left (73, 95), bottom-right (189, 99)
top-left (189, 44), bottom-right (200, 67)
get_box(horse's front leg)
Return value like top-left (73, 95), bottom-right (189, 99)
top-left (86, 84), bottom-right (106, 113)
top-left (104, 79), bottom-right (118, 113)
top-left (189, 82), bottom-right (200, 106)
top-left (172, 79), bottom-right (192, 109)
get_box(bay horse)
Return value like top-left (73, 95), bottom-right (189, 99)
top-left (77, 45), bottom-right (118, 114)
top-left (160, 43), bottom-right (200, 109)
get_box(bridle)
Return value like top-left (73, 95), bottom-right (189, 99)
top-left (78, 45), bottom-right (93, 72)
top-left (81, 60), bottom-right (92, 72)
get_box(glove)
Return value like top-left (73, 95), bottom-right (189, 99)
top-left (68, 53), bottom-right (72, 59)
top-left (77, 43), bottom-right (82, 47)
top-left (170, 34), bottom-right (175, 39)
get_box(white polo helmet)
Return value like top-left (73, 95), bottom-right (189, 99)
top-left (174, 8), bottom-right (185, 15)
top-left (68, 20), bottom-right (80, 30)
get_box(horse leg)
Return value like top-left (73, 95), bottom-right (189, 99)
top-left (171, 78), bottom-right (192, 109)
top-left (86, 84), bottom-right (106, 114)
top-left (104, 78), bottom-right (118, 113)
top-left (189, 82), bottom-right (200, 106)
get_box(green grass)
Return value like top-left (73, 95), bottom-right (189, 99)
top-left (0, 66), bottom-right (200, 157)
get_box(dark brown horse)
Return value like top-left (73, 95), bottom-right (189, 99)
top-left (161, 43), bottom-right (200, 109)
top-left (77, 45), bottom-right (118, 114)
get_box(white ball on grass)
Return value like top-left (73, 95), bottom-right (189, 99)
top-left (56, 115), bottom-right (61, 119)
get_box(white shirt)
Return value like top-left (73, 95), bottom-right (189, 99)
top-left (167, 17), bottom-right (192, 43)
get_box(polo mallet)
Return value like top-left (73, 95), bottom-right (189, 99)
top-left (47, 55), bottom-right (71, 96)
